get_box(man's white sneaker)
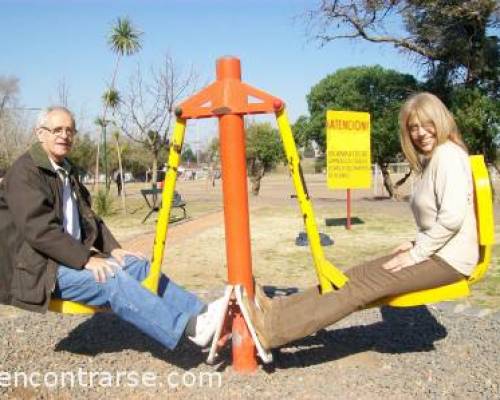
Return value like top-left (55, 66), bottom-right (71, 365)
top-left (187, 297), bottom-right (225, 347)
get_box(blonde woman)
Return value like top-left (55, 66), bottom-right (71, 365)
top-left (245, 92), bottom-right (478, 350)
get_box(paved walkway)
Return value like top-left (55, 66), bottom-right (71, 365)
top-left (123, 211), bottom-right (224, 257)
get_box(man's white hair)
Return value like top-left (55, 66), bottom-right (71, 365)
top-left (36, 106), bottom-right (75, 129)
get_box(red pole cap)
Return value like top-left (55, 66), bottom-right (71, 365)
top-left (216, 56), bottom-right (242, 81)
top-left (273, 99), bottom-right (284, 112)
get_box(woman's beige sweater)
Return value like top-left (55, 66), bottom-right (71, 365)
top-left (409, 141), bottom-right (478, 276)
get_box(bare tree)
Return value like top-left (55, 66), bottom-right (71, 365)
top-left (56, 77), bottom-right (71, 107)
top-left (305, 2), bottom-right (427, 57)
top-left (0, 76), bottom-right (19, 116)
top-left (117, 54), bottom-right (198, 186)
top-left (0, 76), bottom-right (32, 169)
top-left (304, 1), bottom-right (499, 92)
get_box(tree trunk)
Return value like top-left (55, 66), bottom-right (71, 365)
top-left (103, 126), bottom-right (111, 193)
top-left (250, 161), bottom-right (265, 196)
top-left (250, 174), bottom-right (263, 196)
top-left (206, 162), bottom-right (216, 190)
top-left (394, 170), bottom-right (412, 188)
top-left (94, 141), bottom-right (100, 193)
top-left (110, 56), bottom-right (122, 95)
top-left (380, 163), bottom-right (395, 198)
top-left (151, 157), bottom-right (158, 188)
top-left (114, 135), bottom-right (127, 214)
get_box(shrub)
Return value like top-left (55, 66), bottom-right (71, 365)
top-left (314, 156), bottom-right (326, 173)
top-left (94, 189), bottom-right (113, 217)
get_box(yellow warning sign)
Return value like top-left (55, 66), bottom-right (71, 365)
top-left (327, 110), bottom-right (371, 189)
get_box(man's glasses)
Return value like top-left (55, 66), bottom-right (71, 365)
top-left (40, 126), bottom-right (77, 137)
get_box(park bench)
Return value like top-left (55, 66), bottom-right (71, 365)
top-left (140, 188), bottom-right (187, 223)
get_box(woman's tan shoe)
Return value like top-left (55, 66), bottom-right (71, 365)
top-left (254, 283), bottom-right (273, 312)
top-left (240, 288), bottom-right (272, 351)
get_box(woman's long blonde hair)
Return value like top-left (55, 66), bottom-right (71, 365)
top-left (399, 92), bottom-right (467, 172)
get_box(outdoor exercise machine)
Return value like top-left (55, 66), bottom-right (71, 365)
top-left (48, 56), bottom-right (494, 374)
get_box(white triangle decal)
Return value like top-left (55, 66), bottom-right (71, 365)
top-left (248, 95), bottom-right (264, 104)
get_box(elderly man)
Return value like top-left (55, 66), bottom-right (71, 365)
top-left (0, 106), bottom-right (221, 350)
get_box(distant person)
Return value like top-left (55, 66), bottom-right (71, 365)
top-left (0, 106), bottom-right (223, 352)
top-left (206, 164), bottom-right (216, 190)
top-left (115, 171), bottom-right (122, 196)
top-left (244, 92), bottom-right (478, 350)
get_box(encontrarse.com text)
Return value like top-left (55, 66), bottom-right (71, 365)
top-left (0, 369), bottom-right (222, 389)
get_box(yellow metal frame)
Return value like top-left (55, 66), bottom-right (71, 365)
top-left (48, 119), bottom-right (187, 314)
top-left (141, 119), bottom-right (186, 293)
top-left (275, 107), bottom-right (494, 306)
top-left (276, 109), bottom-right (348, 293)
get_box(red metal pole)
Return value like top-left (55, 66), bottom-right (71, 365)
top-left (346, 189), bottom-right (351, 230)
top-left (217, 57), bottom-right (257, 372)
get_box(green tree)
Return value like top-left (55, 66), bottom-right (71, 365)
top-left (292, 115), bottom-right (310, 150)
top-left (181, 145), bottom-right (197, 163)
top-left (119, 140), bottom-right (151, 180)
top-left (246, 122), bottom-right (283, 196)
top-left (306, 1), bottom-right (499, 97)
top-left (69, 133), bottom-right (97, 178)
top-left (206, 136), bottom-right (220, 163)
top-left (305, 66), bottom-right (419, 197)
top-left (450, 87), bottom-right (500, 167)
top-left (305, 1), bottom-right (499, 169)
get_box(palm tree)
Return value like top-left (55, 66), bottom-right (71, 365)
top-left (102, 88), bottom-right (127, 214)
top-left (98, 17), bottom-right (142, 193)
top-left (107, 17), bottom-right (143, 89)
top-left (113, 129), bottom-right (127, 214)
top-left (93, 117), bottom-right (106, 193)
top-left (102, 88), bottom-right (121, 110)
top-left (101, 89), bottom-right (121, 191)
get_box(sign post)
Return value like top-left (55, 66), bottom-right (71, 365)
top-left (326, 111), bottom-right (371, 229)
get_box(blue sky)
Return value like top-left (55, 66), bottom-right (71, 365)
top-left (1, 0), bottom-right (422, 148)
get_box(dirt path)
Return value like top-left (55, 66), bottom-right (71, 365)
top-left (122, 211), bottom-right (225, 257)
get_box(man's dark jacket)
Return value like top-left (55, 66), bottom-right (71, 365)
top-left (0, 143), bottom-right (120, 313)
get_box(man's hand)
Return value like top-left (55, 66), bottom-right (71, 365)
top-left (84, 257), bottom-right (119, 283)
top-left (382, 251), bottom-right (415, 273)
top-left (390, 241), bottom-right (414, 255)
top-left (110, 248), bottom-right (147, 267)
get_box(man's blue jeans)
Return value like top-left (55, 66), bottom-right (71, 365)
top-left (53, 256), bottom-right (205, 350)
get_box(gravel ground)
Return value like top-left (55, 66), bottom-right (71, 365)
top-left (0, 290), bottom-right (498, 400)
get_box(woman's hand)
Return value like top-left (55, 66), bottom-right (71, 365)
top-left (110, 248), bottom-right (147, 267)
top-left (382, 251), bottom-right (416, 273)
top-left (390, 241), bottom-right (414, 255)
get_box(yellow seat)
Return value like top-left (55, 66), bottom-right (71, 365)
top-left (48, 298), bottom-right (108, 314)
top-left (48, 273), bottom-right (159, 314)
top-left (381, 155), bottom-right (494, 307)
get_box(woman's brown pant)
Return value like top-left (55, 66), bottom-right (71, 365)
top-left (263, 255), bottom-right (464, 348)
